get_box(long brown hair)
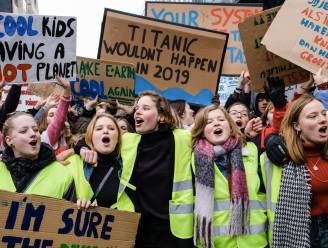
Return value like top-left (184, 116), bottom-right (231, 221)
top-left (280, 94), bottom-right (328, 164)
top-left (191, 104), bottom-right (245, 147)
top-left (84, 113), bottom-right (121, 155)
top-left (136, 91), bottom-right (177, 130)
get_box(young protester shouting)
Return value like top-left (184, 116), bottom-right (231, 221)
top-left (75, 113), bottom-right (122, 208)
top-left (192, 105), bottom-right (267, 248)
top-left (261, 94), bottom-right (328, 247)
top-left (117, 91), bottom-right (194, 247)
top-left (0, 112), bottom-right (92, 201)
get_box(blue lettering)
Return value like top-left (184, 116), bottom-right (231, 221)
top-left (4, 16), bottom-right (16, 37)
top-left (2, 236), bottom-right (22, 247)
top-left (58, 208), bottom-right (74, 234)
top-left (16, 16), bottom-right (27, 36)
top-left (150, 9), bottom-right (199, 27)
top-left (150, 8), bottom-right (165, 19)
top-left (74, 210), bottom-right (90, 237)
top-left (71, 78), bottom-right (109, 100)
top-left (86, 212), bottom-right (102, 238)
top-left (189, 10), bottom-right (199, 27)
top-left (27, 16), bottom-right (38, 36)
top-left (0, 15), bottom-right (3, 38)
top-left (5, 201), bottom-right (20, 229)
top-left (21, 203), bottom-right (45, 231)
top-left (100, 215), bottom-right (115, 240)
top-left (163, 12), bottom-right (174, 22)
top-left (226, 46), bottom-right (246, 64)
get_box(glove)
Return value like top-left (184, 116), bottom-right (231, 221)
top-left (264, 133), bottom-right (289, 165)
top-left (211, 94), bottom-right (220, 105)
top-left (264, 77), bottom-right (287, 108)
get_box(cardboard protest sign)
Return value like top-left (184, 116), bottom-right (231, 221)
top-left (27, 82), bottom-right (64, 98)
top-left (0, 12), bottom-right (77, 84)
top-left (73, 56), bottom-right (136, 105)
top-left (262, 0), bottom-right (328, 78)
top-left (239, 7), bottom-right (310, 91)
top-left (0, 190), bottom-right (140, 248)
top-left (1, 84), bottom-right (40, 111)
top-left (145, 2), bottom-right (262, 75)
top-left (98, 9), bottom-right (228, 106)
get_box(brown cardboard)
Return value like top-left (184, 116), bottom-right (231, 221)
top-left (27, 82), bottom-right (64, 98)
top-left (0, 190), bottom-right (140, 248)
top-left (145, 2), bottom-right (263, 75)
top-left (262, 0), bottom-right (328, 79)
top-left (98, 9), bottom-right (228, 106)
top-left (239, 7), bottom-right (310, 91)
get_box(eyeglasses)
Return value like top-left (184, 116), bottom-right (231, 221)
top-left (229, 110), bottom-right (249, 118)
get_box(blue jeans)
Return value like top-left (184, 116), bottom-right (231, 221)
top-left (311, 215), bottom-right (328, 248)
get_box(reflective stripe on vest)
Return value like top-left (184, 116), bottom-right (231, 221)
top-left (213, 223), bottom-right (266, 236)
top-left (169, 203), bottom-right (193, 214)
top-left (214, 200), bottom-right (266, 211)
top-left (264, 155), bottom-right (275, 215)
top-left (172, 180), bottom-right (193, 192)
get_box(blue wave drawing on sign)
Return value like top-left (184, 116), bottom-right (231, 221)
top-left (135, 76), bottom-right (213, 106)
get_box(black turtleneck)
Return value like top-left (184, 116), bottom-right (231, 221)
top-left (129, 128), bottom-right (175, 220)
top-left (89, 153), bottom-right (120, 208)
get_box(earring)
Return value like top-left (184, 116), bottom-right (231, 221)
top-left (296, 130), bottom-right (301, 136)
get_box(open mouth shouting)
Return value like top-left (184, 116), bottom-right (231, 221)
top-left (29, 139), bottom-right (38, 149)
top-left (213, 128), bottom-right (223, 136)
top-left (101, 136), bottom-right (111, 146)
top-left (135, 117), bottom-right (144, 128)
top-left (318, 125), bottom-right (328, 137)
top-left (235, 120), bottom-right (243, 127)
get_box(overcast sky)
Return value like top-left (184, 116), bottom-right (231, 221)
top-left (38, 0), bottom-right (146, 58)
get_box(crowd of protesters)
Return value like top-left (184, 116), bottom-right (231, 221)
top-left (0, 66), bottom-right (327, 248)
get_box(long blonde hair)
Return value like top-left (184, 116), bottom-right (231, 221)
top-left (280, 94), bottom-right (328, 164)
top-left (191, 104), bottom-right (245, 147)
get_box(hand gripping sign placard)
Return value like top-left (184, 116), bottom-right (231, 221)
top-left (98, 9), bottom-right (228, 106)
top-left (0, 190), bottom-right (140, 248)
top-left (262, 0), bottom-right (328, 79)
top-left (0, 12), bottom-right (77, 84)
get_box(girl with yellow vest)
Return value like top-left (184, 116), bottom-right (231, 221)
top-left (74, 112), bottom-right (122, 209)
top-left (191, 105), bottom-right (267, 248)
top-left (261, 95), bottom-right (328, 247)
top-left (117, 91), bottom-right (194, 248)
top-left (0, 112), bottom-right (92, 201)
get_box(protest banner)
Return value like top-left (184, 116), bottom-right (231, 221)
top-left (0, 190), bottom-right (140, 248)
top-left (98, 9), bottom-right (228, 106)
top-left (74, 56), bottom-right (136, 105)
top-left (262, 0), bottom-right (328, 78)
top-left (1, 84), bottom-right (39, 111)
top-left (145, 2), bottom-right (262, 75)
top-left (239, 7), bottom-right (310, 91)
top-left (0, 12), bottom-right (77, 84)
top-left (218, 75), bottom-right (239, 105)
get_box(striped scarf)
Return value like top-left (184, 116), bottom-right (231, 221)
top-left (194, 137), bottom-right (249, 248)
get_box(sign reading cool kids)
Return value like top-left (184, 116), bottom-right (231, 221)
top-left (0, 12), bottom-right (76, 84)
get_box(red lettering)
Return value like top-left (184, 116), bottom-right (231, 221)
top-left (211, 8), bottom-right (222, 26)
top-left (17, 64), bottom-right (32, 82)
top-left (3, 64), bottom-right (17, 83)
